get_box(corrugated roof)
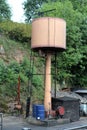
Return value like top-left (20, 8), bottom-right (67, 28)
top-left (75, 90), bottom-right (87, 93)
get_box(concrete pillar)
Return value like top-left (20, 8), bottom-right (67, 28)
top-left (44, 53), bottom-right (51, 112)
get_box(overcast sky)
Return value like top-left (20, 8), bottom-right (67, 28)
top-left (7, 0), bottom-right (25, 23)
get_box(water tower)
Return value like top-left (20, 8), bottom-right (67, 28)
top-left (31, 17), bottom-right (66, 112)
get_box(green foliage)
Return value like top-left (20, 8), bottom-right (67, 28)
top-left (0, 0), bottom-right (11, 21)
top-left (40, 0), bottom-right (87, 88)
top-left (69, 0), bottom-right (87, 12)
top-left (23, 0), bottom-right (59, 22)
top-left (23, 0), bottom-right (48, 22)
top-left (20, 57), bottom-right (44, 99)
top-left (0, 56), bottom-right (43, 99)
top-left (0, 20), bottom-right (31, 43)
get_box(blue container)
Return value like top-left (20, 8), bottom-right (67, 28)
top-left (32, 104), bottom-right (37, 117)
top-left (36, 105), bottom-right (45, 120)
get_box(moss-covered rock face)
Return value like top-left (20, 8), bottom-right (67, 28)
top-left (0, 35), bottom-right (44, 113)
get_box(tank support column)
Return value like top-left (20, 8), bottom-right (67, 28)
top-left (44, 53), bottom-right (51, 112)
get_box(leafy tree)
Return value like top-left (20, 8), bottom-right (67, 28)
top-left (37, 0), bottom-right (87, 88)
top-left (23, 0), bottom-right (59, 22)
top-left (23, 0), bottom-right (87, 88)
top-left (23, 0), bottom-right (48, 22)
top-left (69, 0), bottom-right (87, 12)
top-left (0, 0), bottom-right (11, 21)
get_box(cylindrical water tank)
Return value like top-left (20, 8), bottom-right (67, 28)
top-left (31, 17), bottom-right (66, 52)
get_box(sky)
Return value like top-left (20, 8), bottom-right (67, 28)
top-left (7, 0), bottom-right (26, 23)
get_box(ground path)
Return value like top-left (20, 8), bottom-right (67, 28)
top-left (2, 115), bottom-right (87, 130)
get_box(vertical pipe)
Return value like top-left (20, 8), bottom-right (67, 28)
top-left (17, 75), bottom-right (20, 104)
top-left (29, 50), bottom-right (34, 97)
top-left (44, 53), bottom-right (51, 112)
top-left (54, 53), bottom-right (57, 98)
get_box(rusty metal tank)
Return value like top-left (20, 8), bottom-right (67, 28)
top-left (31, 17), bottom-right (66, 52)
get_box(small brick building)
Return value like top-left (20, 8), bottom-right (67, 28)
top-left (52, 96), bottom-right (80, 122)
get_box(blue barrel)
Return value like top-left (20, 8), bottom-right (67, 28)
top-left (36, 105), bottom-right (45, 120)
top-left (32, 104), bottom-right (37, 117)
